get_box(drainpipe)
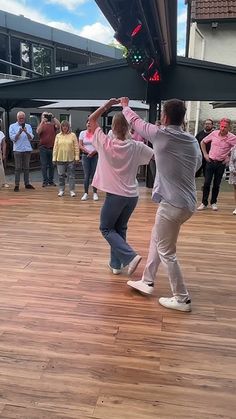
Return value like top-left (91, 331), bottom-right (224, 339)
top-left (194, 25), bottom-right (205, 136)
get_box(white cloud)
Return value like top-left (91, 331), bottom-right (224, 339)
top-left (0, 0), bottom-right (45, 22)
top-left (79, 22), bottom-right (114, 44)
top-left (178, 9), bottom-right (187, 25)
top-left (45, 0), bottom-right (87, 12)
top-left (0, 0), bottom-right (114, 45)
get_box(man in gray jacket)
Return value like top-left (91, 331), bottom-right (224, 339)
top-left (121, 97), bottom-right (202, 312)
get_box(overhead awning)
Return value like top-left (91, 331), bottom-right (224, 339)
top-left (40, 99), bottom-right (149, 111)
top-left (211, 101), bottom-right (236, 109)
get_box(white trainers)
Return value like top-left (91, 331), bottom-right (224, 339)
top-left (3, 183), bottom-right (10, 188)
top-left (93, 193), bottom-right (99, 201)
top-left (127, 255), bottom-right (142, 275)
top-left (108, 264), bottom-right (122, 275)
top-left (211, 204), bottom-right (218, 211)
top-left (127, 279), bottom-right (154, 295)
top-left (159, 296), bottom-right (192, 312)
top-left (58, 190), bottom-right (64, 197)
top-left (233, 209), bottom-right (236, 215)
top-left (197, 203), bottom-right (207, 211)
top-left (70, 191), bottom-right (76, 197)
top-left (81, 193), bottom-right (88, 201)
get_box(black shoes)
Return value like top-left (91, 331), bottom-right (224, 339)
top-left (42, 182), bottom-right (56, 187)
top-left (25, 184), bottom-right (35, 189)
top-left (14, 186), bottom-right (19, 192)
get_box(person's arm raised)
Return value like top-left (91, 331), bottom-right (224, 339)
top-left (88, 98), bottom-right (119, 134)
top-left (119, 96), bottom-right (158, 144)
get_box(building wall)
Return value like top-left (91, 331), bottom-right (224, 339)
top-left (187, 21), bottom-right (236, 133)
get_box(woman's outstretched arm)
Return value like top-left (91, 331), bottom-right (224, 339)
top-left (88, 98), bottom-right (119, 133)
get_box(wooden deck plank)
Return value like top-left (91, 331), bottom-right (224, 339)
top-left (0, 184), bottom-right (235, 418)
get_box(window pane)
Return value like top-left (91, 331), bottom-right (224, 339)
top-left (0, 33), bottom-right (8, 73)
top-left (33, 45), bottom-right (52, 75)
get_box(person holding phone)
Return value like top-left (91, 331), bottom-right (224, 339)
top-left (37, 112), bottom-right (60, 187)
top-left (9, 111), bottom-right (35, 192)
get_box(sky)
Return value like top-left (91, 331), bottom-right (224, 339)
top-left (0, 0), bottom-right (187, 54)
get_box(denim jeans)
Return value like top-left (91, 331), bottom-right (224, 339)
top-left (39, 146), bottom-right (54, 184)
top-left (57, 161), bottom-right (75, 191)
top-left (142, 201), bottom-right (193, 302)
top-left (100, 193), bottom-right (138, 269)
top-left (14, 151), bottom-right (31, 186)
top-left (82, 154), bottom-right (98, 193)
top-left (202, 160), bottom-right (226, 205)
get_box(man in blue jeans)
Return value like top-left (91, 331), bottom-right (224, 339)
top-left (37, 112), bottom-right (60, 187)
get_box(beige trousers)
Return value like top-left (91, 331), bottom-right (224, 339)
top-left (142, 201), bottom-right (193, 302)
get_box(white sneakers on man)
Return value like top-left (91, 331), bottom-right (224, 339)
top-left (127, 255), bottom-right (142, 275)
top-left (158, 296), bottom-right (192, 312)
top-left (81, 193), bottom-right (88, 201)
top-left (127, 279), bottom-right (154, 295)
top-left (93, 193), bottom-right (99, 201)
top-left (198, 203), bottom-right (218, 211)
top-left (233, 209), bottom-right (236, 215)
top-left (58, 190), bottom-right (64, 197)
top-left (197, 203), bottom-right (207, 210)
top-left (70, 191), bottom-right (76, 197)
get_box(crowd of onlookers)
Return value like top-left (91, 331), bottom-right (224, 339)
top-left (0, 110), bottom-right (236, 214)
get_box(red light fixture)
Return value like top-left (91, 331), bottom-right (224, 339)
top-left (142, 59), bottom-right (161, 83)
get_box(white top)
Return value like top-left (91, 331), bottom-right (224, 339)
top-left (92, 127), bottom-right (153, 197)
top-left (123, 107), bottom-right (202, 211)
top-left (79, 130), bottom-right (96, 153)
top-left (0, 130), bottom-right (5, 145)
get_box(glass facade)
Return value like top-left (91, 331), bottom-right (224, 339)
top-left (0, 30), bottom-right (114, 78)
top-left (0, 33), bottom-right (8, 73)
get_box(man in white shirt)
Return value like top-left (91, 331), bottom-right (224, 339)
top-left (9, 111), bottom-right (34, 192)
top-left (120, 97), bottom-right (202, 312)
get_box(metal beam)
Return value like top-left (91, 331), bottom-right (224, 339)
top-left (147, 57), bottom-right (236, 102)
top-left (0, 59), bottom-right (146, 100)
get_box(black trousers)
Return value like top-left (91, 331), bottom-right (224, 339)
top-left (202, 161), bottom-right (226, 205)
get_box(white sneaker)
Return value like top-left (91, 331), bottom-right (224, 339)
top-left (93, 192), bottom-right (99, 201)
top-left (197, 203), bottom-right (207, 211)
top-left (70, 191), bottom-right (76, 197)
top-left (233, 209), bottom-right (236, 215)
top-left (81, 193), bottom-right (88, 201)
top-left (3, 183), bottom-right (10, 188)
top-left (159, 296), bottom-right (192, 312)
top-left (58, 190), bottom-right (64, 197)
top-left (211, 204), bottom-right (218, 211)
top-left (108, 264), bottom-right (122, 275)
top-left (127, 255), bottom-right (142, 275)
top-left (127, 279), bottom-right (154, 295)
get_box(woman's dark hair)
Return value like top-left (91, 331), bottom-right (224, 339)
top-left (163, 99), bottom-right (186, 125)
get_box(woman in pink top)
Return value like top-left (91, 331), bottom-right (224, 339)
top-left (88, 98), bottom-right (153, 275)
top-left (79, 120), bottom-right (99, 201)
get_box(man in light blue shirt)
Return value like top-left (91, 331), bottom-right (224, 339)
top-left (121, 97), bottom-right (202, 312)
top-left (9, 111), bottom-right (35, 191)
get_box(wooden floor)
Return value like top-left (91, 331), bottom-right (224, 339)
top-left (0, 183), bottom-right (235, 419)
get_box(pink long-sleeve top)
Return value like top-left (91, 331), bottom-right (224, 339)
top-left (91, 127), bottom-right (153, 197)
